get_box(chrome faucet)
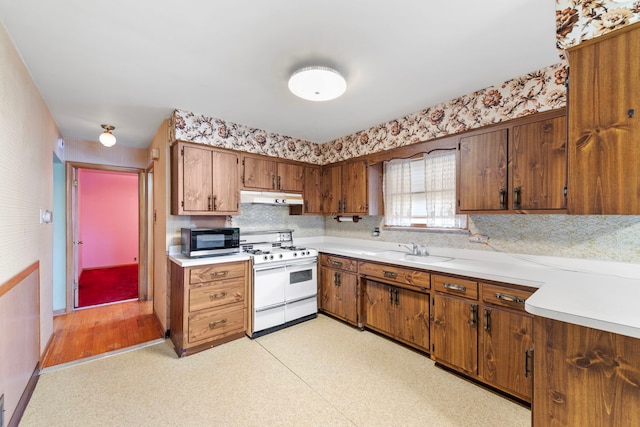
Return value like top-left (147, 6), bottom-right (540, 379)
top-left (398, 243), bottom-right (428, 256)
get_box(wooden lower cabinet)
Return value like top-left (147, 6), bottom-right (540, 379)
top-left (480, 283), bottom-right (534, 401)
top-left (431, 293), bottom-right (478, 375)
top-left (362, 279), bottom-right (429, 352)
top-left (533, 317), bottom-right (640, 427)
top-left (170, 260), bottom-right (249, 357)
top-left (319, 254), bottom-right (359, 325)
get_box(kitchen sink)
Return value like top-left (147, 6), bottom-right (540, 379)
top-left (374, 250), bottom-right (453, 264)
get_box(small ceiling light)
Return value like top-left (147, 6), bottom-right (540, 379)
top-left (288, 66), bottom-right (347, 101)
top-left (99, 124), bottom-right (116, 147)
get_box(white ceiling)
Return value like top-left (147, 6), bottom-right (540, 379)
top-left (0, 0), bottom-right (560, 149)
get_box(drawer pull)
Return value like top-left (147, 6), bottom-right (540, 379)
top-left (419, 286), bottom-right (427, 292)
top-left (209, 292), bottom-right (227, 300)
top-left (443, 282), bottom-right (466, 293)
top-left (495, 292), bottom-right (525, 304)
top-left (524, 348), bottom-right (533, 377)
top-left (208, 319), bottom-right (227, 328)
top-left (470, 304), bottom-right (478, 327)
top-left (331, 260), bottom-right (343, 267)
top-left (211, 271), bottom-right (229, 277)
top-left (383, 270), bottom-right (398, 279)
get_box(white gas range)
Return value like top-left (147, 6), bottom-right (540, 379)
top-left (241, 230), bottom-right (318, 338)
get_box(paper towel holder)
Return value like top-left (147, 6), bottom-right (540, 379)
top-left (334, 216), bottom-right (361, 223)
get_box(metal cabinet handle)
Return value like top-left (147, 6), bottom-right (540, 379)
top-left (211, 270), bottom-right (228, 277)
top-left (443, 282), bottom-right (466, 293)
top-left (389, 287), bottom-right (394, 304)
top-left (212, 196), bottom-right (218, 211)
top-left (484, 307), bottom-right (491, 332)
top-left (342, 198), bottom-right (347, 212)
top-left (335, 272), bottom-right (341, 286)
top-left (394, 288), bottom-right (399, 305)
top-left (495, 292), bottom-right (526, 304)
top-left (513, 186), bottom-right (521, 210)
top-left (525, 348), bottom-right (533, 377)
top-left (208, 195), bottom-right (213, 211)
top-left (383, 270), bottom-right (398, 279)
top-left (209, 292), bottom-right (227, 300)
top-left (499, 188), bottom-right (507, 210)
top-left (470, 304), bottom-right (478, 327)
top-left (271, 175), bottom-right (276, 189)
top-left (277, 175), bottom-right (281, 190)
top-left (337, 199), bottom-right (342, 213)
top-left (208, 319), bottom-right (227, 328)
top-left (331, 260), bottom-right (343, 267)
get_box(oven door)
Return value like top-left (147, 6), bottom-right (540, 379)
top-left (284, 258), bottom-right (318, 322)
top-left (253, 263), bottom-right (286, 332)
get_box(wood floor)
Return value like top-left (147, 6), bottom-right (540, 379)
top-left (43, 300), bottom-right (164, 368)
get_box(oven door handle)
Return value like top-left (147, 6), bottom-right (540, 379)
top-left (286, 295), bottom-right (317, 305)
top-left (253, 258), bottom-right (318, 272)
top-left (253, 264), bottom-right (289, 272)
top-left (254, 301), bottom-right (287, 313)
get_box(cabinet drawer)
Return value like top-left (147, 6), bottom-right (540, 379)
top-left (433, 275), bottom-right (478, 300)
top-left (188, 303), bottom-right (245, 344)
top-left (320, 254), bottom-right (358, 272)
top-left (481, 283), bottom-right (533, 311)
top-left (189, 277), bottom-right (245, 312)
top-left (359, 261), bottom-right (430, 292)
top-left (189, 261), bottom-right (245, 284)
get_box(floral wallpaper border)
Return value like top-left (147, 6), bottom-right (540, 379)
top-left (173, 62), bottom-right (568, 165)
top-left (556, 0), bottom-right (640, 49)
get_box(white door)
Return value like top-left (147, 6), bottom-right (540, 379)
top-left (253, 265), bottom-right (286, 332)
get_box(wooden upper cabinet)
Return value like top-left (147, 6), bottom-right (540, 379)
top-left (277, 162), bottom-right (303, 192)
top-left (458, 109), bottom-right (567, 214)
top-left (321, 160), bottom-right (383, 216)
top-left (171, 142), bottom-right (239, 215)
top-left (511, 115), bottom-right (567, 210)
top-left (567, 23), bottom-right (640, 214)
top-left (242, 154), bottom-right (304, 192)
top-left (321, 164), bottom-right (343, 215)
top-left (302, 165), bottom-right (322, 214)
top-left (243, 156), bottom-right (277, 190)
top-left (458, 129), bottom-right (508, 211)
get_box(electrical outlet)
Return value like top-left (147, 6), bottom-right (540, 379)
top-left (469, 234), bottom-right (489, 243)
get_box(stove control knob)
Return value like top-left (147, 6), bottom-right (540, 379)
top-left (279, 254), bottom-right (283, 259)
top-left (293, 252), bottom-right (298, 257)
top-left (263, 255), bottom-right (268, 261)
top-left (269, 255), bottom-right (274, 260)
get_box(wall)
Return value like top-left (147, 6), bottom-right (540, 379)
top-left (78, 169), bottom-right (139, 269)
top-left (0, 22), bottom-right (60, 422)
top-left (64, 137), bottom-right (148, 168)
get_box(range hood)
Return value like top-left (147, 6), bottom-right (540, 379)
top-left (240, 190), bottom-right (304, 206)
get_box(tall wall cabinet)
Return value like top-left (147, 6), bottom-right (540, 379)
top-left (567, 22), bottom-right (640, 214)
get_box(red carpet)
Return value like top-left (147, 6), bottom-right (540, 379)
top-left (78, 264), bottom-right (138, 308)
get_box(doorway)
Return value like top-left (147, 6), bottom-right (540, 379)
top-left (65, 163), bottom-right (148, 311)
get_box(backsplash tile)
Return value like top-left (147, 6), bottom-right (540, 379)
top-left (229, 204), bottom-right (324, 238)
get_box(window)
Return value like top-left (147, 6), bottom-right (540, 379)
top-left (383, 150), bottom-right (467, 229)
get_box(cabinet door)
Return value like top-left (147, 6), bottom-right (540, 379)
top-left (431, 294), bottom-right (478, 375)
top-left (211, 150), bottom-right (239, 214)
top-left (363, 279), bottom-right (394, 336)
top-left (319, 267), bottom-right (358, 325)
top-left (243, 156), bottom-right (276, 190)
top-left (512, 115), bottom-right (567, 210)
top-left (321, 164), bottom-right (342, 214)
top-left (394, 287), bottom-right (429, 352)
top-left (458, 130), bottom-right (508, 211)
top-left (182, 145), bottom-right (213, 212)
top-left (342, 160), bottom-right (368, 214)
top-left (302, 165), bottom-right (322, 214)
top-left (481, 306), bottom-right (533, 401)
top-left (277, 162), bottom-right (304, 192)
top-left (568, 26), bottom-right (640, 214)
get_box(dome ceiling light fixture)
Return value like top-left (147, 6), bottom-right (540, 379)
top-left (99, 124), bottom-right (116, 147)
top-left (288, 66), bottom-right (347, 102)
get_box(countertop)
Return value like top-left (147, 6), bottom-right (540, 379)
top-left (166, 237), bottom-right (640, 340)
top-left (300, 237), bottom-right (640, 340)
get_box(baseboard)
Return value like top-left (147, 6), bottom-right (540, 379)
top-left (7, 362), bottom-right (40, 427)
top-left (81, 263), bottom-right (139, 272)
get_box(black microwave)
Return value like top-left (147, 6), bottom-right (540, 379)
top-left (181, 227), bottom-right (240, 257)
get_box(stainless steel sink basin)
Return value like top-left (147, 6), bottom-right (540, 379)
top-left (374, 250), bottom-right (453, 264)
